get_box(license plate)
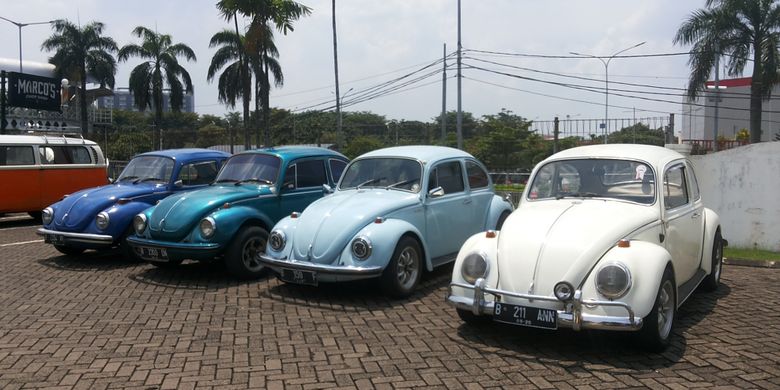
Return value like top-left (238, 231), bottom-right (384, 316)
top-left (493, 302), bottom-right (558, 330)
top-left (136, 246), bottom-right (169, 261)
top-left (280, 268), bottom-right (317, 286)
top-left (44, 234), bottom-right (65, 245)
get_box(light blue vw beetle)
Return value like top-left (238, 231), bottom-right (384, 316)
top-left (259, 146), bottom-right (514, 297)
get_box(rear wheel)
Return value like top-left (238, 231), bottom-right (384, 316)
top-left (639, 267), bottom-right (676, 352)
top-left (381, 236), bottom-right (423, 298)
top-left (225, 225), bottom-right (268, 280)
top-left (701, 230), bottom-right (723, 292)
top-left (54, 245), bottom-right (85, 257)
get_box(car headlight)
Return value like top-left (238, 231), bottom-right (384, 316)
top-left (133, 214), bottom-right (147, 235)
top-left (269, 230), bottom-right (286, 251)
top-left (351, 236), bottom-right (372, 260)
top-left (199, 217), bottom-right (216, 239)
top-left (554, 281), bottom-right (575, 301)
top-left (42, 207), bottom-right (54, 225)
top-left (595, 262), bottom-right (632, 299)
top-left (461, 252), bottom-right (489, 284)
top-left (95, 212), bottom-right (110, 230)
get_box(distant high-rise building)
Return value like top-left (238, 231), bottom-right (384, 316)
top-left (96, 88), bottom-right (195, 113)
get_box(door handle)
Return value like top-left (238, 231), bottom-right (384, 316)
top-left (463, 199), bottom-right (472, 205)
top-left (692, 212), bottom-right (701, 219)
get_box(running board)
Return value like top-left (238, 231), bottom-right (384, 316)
top-left (677, 269), bottom-right (706, 307)
top-left (431, 253), bottom-right (457, 267)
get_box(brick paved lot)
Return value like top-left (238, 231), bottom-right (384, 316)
top-left (1, 216), bottom-right (779, 389)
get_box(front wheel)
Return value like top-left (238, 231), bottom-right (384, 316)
top-left (381, 236), bottom-right (423, 298)
top-left (701, 229), bottom-right (723, 292)
top-left (225, 225), bottom-right (269, 280)
top-left (456, 308), bottom-right (491, 325)
top-left (639, 267), bottom-right (676, 352)
top-left (54, 245), bottom-right (85, 257)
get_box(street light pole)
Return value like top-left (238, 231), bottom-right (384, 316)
top-left (571, 41), bottom-right (645, 144)
top-left (0, 17), bottom-right (54, 73)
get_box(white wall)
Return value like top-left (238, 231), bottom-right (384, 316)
top-left (690, 142), bottom-right (780, 250)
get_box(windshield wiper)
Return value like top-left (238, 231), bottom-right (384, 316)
top-left (117, 175), bottom-right (139, 182)
top-left (135, 177), bottom-right (164, 183)
top-left (235, 178), bottom-right (274, 185)
top-left (555, 192), bottom-right (600, 200)
top-left (386, 179), bottom-right (417, 190)
top-left (356, 178), bottom-right (380, 189)
top-left (214, 178), bottom-right (239, 184)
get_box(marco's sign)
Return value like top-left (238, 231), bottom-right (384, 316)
top-left (7, 72), bottom-right (61, 112)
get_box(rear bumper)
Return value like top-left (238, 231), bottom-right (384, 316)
top-left (447, 279), bottom-right (643, 331)
top-left (126, 236), bottom-right (221, 262)
top-left (258, 254), bottom-right (384, 282)
top-left (37, 228), bottom-right (114, 247)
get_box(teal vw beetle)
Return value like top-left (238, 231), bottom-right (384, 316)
top-left (127, 146), bottom-right (348, 279)
top-left (259, 146), bottom-right (514, 297)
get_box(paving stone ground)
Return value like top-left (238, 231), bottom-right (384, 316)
top-left (1, 216), bottom-right (779, 389)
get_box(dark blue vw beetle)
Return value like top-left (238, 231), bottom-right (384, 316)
top-left (37, 148), bottom-right (230, 257)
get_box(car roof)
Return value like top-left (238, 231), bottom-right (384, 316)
top-left (546, 144), bottom-right (685, 168)
top-left (138, 148), bottom-right (231, 161)
top-left (357, 145), bottom-right (473, 164)
top-left (0, 134), bottom-right (98, 146)
top-left (240, 145), bottom-right (347, 161)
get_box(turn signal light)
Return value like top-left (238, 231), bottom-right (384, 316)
top-left (375, 217), bottom-right (385, 224)
top-left (617, 239), bottom-right (630, 248)
top-left (222, 202), bottom-right (231, 209)
top-left (117, 198), bottom-right (130, 205)
top-left (291, 212), bottom-right (300, 219)
top-left (485, 230), bottom-right (497, 238)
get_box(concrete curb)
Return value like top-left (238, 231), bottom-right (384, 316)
top-left (724, 257), bottom-right (780, 269)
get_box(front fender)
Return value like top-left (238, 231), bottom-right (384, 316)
top-left (265, 215), bottom-right (298, 258)
top-left (580, 240), bottom-right (673, 319)
top-left (207, 205), bottom-right (275, 244)
top-left (450, 231), bottom-right (500, 301)
top-left (341, 218), bottom-right (432, 271)
top-left (100, 201), bottom-right (156, 239)
top-left (701, 207), bottom-right (722, 276)
top-left (485, 194), bottom-right (514, 230)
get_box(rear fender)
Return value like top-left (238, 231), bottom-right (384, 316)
top-left (700, 208), bottom-right (722, 276)
top-left (485, 194), bottom-right (514, 230)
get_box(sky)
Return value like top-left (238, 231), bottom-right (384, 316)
top-left (0, 0), bottom-right (728, 135)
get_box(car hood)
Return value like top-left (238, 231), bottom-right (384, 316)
top-left (496, 199), bottom-right (658, 297)
top-left (52, 182), bottom-right (165, 231)
top-left (148, 184), bottom-right (273, 241)
top-left (291, 189), bottom-right (420, 264)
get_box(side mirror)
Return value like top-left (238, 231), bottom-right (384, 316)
top-left (108, 177), bottom-right (114, 184)
top-left (322, 184), bottom-right (334, 195)
top-left (428, 186), bottom-right (445, 198)
top-left (174, 180), bottom-right (183, 188)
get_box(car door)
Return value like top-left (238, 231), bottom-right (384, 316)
top-left (424, 159), bottom-right (472, 263)
top-left (465, 160), bottom-right (493, 230)
top-left (275, 158), bottom-right (329, 221)
top-left (662, 162), bottom-right (703, 284)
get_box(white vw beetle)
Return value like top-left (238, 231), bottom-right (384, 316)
top-left (447, 144), bottom-right (724, 351)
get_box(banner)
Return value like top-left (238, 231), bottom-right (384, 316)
top-left (7, 72), bottom-right (61, 112)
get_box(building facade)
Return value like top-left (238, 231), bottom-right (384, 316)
top-left (96, 88), bottom-right (195, 113)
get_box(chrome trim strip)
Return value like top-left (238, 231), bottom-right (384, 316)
top-left (258, 255), bottom-right (383, 276)
top-left (36, 228), bottom-right (114, 245)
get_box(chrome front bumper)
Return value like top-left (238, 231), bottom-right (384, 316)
top-left (258, 255), bottom-right (384, 279)
top-left (37, 228), bottom-right (114, 246)
top-left (447, 279), bottom-right (643, 331)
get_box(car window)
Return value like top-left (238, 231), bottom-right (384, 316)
top-left (664, 165), bottom-right (689, 209)
top-left (178, 161), bottom-right (218, 186)
top-left (117, 156), bottom-right (175, 183)
top-left (466, 160), bottom-right (489, 189)
top-left (39, 146), bottom-right (93, 165)
top-left (0, 146), bottom-right (35, 165)
top-left (282, 165), bottom-right (296, 189)
top-left (296, 160), bottom-right (327, 188)
top-left (429, 161), bottom-right (465, 194)
top-left (339, 158), bottom-right (422, 192)
top-left (687, 162), bottom-right (701, 201)
top-left (329, 159), bottom-right (347, 183)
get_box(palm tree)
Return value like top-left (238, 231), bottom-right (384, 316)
top-left (674, 0), bottom-right (780, 143)
top-left (246, 23), bottom-right (283, 147)
top-left (216, 0), bottom-right (311, 148)
top-left (118, 27), bottom-right (196, 149)
top-left (41, 19), bottom-right (118, 138)
top-left (207, 29), bottom-right (249, 153)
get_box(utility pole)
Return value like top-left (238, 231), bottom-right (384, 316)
top-left (441, 43), bottom-right (447, 145)
top-left (669, 113), bottom-right (675, 144)
top-left (553, 116), bottom-right (559, 154)
top-left (332, 0), bottom-right (342, 150)
top-left (1, 71), bottom-right (6, 134)
top-left (713, 56), bottom-right (720, 152)
top-left (456, 0), bottom-right (463, 150)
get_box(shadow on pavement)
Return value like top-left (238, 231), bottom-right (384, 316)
top-left (129, 260), bottom-right (270, 290)
top-left (451, 282), bottom-right (731, 371)
top-left (262, 262), bottom-right (454, 311)
top-left (0, 215), bottom-right (39, 229)
top-left (37, 249), bottom-right (142, 272)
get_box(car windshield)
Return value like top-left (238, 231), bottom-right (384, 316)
top-left (116, 156), bottom-right (174, 183)
top-left (527, 158), bottom-right (656, 205)
top-left (339, 158), bottom-right (422, 193)
top-left (214, 153), bottom-right (280, 184)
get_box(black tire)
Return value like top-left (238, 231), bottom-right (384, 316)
top-left (700, 229), bottom-right (723, 292)
top-left (54, 245), bottom-right (85, 256)
top-left (456, 308), bottom-right (491, 325)
top-left (28, 211), bottom-right (42, 222)
top-left (381, 236), bottom-right (423, 298)
top-left (224, 225), bottom-right (269, 280)
top-left (495, 211), bottom-right (511, 230)
top-left (120, 228), bottom-right (142, 262)
top-left (639, 266), bottom-right (676, 352)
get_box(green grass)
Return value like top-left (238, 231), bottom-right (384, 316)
top-left (724, 247), bottom-right (780, 262)
top-left (495, 184), bottom-right (525, 192)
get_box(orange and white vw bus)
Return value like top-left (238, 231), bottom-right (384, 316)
top-left (0, 135), bottom-right (108, 219)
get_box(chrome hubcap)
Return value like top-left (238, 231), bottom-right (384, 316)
top-left (657, 280), bottom-right (674, 339)
top-left (396, 247), bottom-right (419, 289)
top-left (242, 236), bottom-right (266, 272)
